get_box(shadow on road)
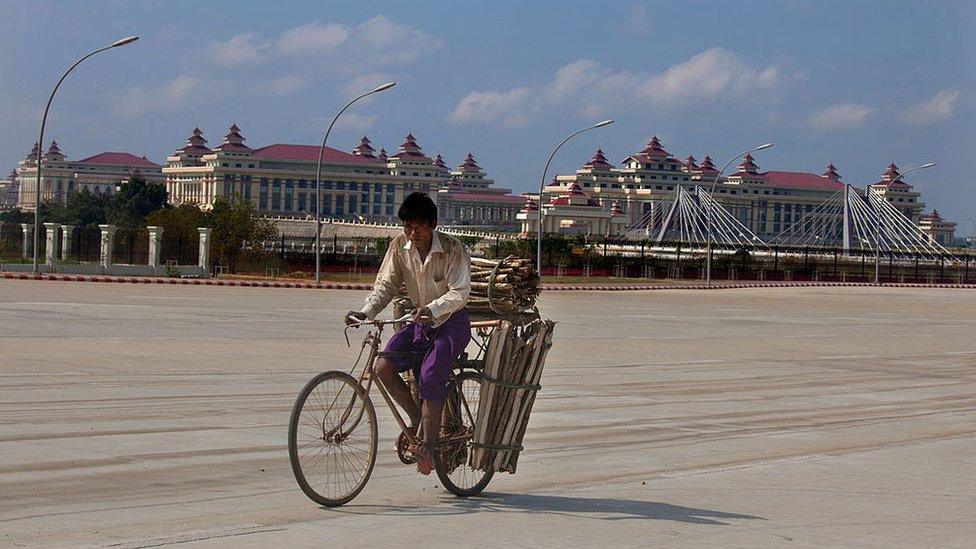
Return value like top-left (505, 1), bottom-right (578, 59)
top-left (332, 492), bottom-right (764, 525)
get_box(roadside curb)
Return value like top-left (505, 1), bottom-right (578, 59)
top-left (4, 271), bottom-right (976, 291)
top-left (0, 272), bottom-right (372, 290)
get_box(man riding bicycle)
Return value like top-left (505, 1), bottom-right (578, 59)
top-left (345, 192), bottom-right (471, 475)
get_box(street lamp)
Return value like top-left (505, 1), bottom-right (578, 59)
top-left (705, 142), bottom-right (774, 285)
top-left (536, 119), bottom-right (614, 273)
top-left (872, 162), bottom-right (936, 284)
top-left (314, 82), bottom-right (396, 285)
top-left (32, 35), bottom-right (139, 273)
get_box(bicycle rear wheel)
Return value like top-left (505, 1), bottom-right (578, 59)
top-left (288, 371), bottom-right (377, 507)
top-left (435, 371), bottom-right (494, 496)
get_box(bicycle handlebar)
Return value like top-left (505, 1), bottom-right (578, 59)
top-left (348, 312), bottom-right (417, 327)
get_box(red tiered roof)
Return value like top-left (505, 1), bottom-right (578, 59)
top-left (639, 136), bottom-right (669, 158)
top-left (434, 154), bottom-right (448, 169)
top-left (875, 163), bottom-right (910, 189)
top-left (549, 181), bottom-right (601, 207)
top-left (179, 127), bottom-right (212, 155)
top-left (458, 152), bottom-right (481, 172)
top-left (78, 152), bottom-right (161, 168)
top-left (699, 155), bottom-right (717, 173)
top-left (377, 148), bottom-right (388, 162)
top-left (737, 153), bottom-right (759, 174)
top-left (215, 123), bottom-right (252, 152)
top-left (822, 163), bottom-right (841, 180)
top-left (521, 197), bottom-right (539, 212)
top-left (391, 133), bottom-right (427, 159)
top-left (352, 136), bottom-right (376, 158)
top-left (921, 210), bottom-right (942, 220)
top-left (583, 148), bottom-right (613, 170)
top-left (610, 201), bottom-right (625, 217)
top-left (251, 144), bottom-right (378, 165)
top-left (683, 155), bottom-right (699, 172)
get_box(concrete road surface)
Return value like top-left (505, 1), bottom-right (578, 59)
top-left (0, 280), bottom-right (974, 548)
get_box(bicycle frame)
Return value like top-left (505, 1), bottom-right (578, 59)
top-left (327, 317), bottom-right (500, 451)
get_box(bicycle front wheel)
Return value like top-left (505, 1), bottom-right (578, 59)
top-left (435, 371), bottom-right (494, 497)
top-left (288, 371), bottom-right (377, 507)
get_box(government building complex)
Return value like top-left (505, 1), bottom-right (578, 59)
top-left (9, 128), bottom-right (957, 245)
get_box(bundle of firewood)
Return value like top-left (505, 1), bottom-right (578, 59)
top-left (390, 256), bottom-right (540, 318)
top-left (471, 318), bottom-right (555, 473)
top-left (468, 256), bottom-right (540, 315)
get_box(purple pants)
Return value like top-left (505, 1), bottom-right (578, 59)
top-left (383, 308), bottom-right (471, 402)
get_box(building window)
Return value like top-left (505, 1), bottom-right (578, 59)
top-left (350, 182), bottom-right (358, 190)
top-left (284, 181), bottom-right (293, 211)
top-left (334, 194), bottom-right (344, 214)
top-left (259, 181), bottom-right (268, 209)
top-left (337, 182), bottom-right (345, 190)
top-left (348, 195), bottom-right (357, 214)
top-left (386, 204), bottom-right (394, 215)
top-left (298, 193), bottom-right (306, 211)
top-left (373, 203), bottom-right (381, 215)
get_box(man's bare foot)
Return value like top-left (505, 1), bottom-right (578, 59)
top-left (408, 443), bottom-right (433, 476)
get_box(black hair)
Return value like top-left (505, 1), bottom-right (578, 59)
top-left (397, 192), bottom-right (438, 224)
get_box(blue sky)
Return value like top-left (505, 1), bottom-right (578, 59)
top-left (2, 0), bottom-right (974, 227)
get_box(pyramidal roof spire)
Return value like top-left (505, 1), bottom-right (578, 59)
top-left (822, 163), bottom-right (841, 180)
top-left (352, 135), bottom-right (376, 158)
top-left (583, 148), bottom-right (613, 170)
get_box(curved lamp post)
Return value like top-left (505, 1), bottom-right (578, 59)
top-left (536, 119), bottom-right (614, 273)
top-left (32, 35), bottom-right (139, 273)
top-left (872, 162), bottom-right (935, 284)
top-left (314, 82), bottom-right (396, 285)
top-left (705, 142), bottom-right (774, 285)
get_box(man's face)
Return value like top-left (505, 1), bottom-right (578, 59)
top-left (403, 219), bottom-right (435, 247)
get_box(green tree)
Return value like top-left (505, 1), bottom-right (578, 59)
top-left (107, 176), bottom-right (168, 228)
top-left (0, 208), bottom-right (32, 224)
top-left (64, 189), bottom-right (110, 226)
top-left (207, 195), bottom-right (277, 273)
top-left (145, 203), bottom-right (209, 264)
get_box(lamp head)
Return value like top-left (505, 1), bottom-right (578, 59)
top-left (918, 162), bottom-right (936, 170)
top-left (593, 119), bottom-right (614, 129)
top-left (111, 36), bottom-right (139, 47)
top-left (372, 82), bottom-right (396, 93)
top-left (754, 143), bottom-right (774, 151)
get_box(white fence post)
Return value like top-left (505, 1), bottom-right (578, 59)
top-left (98, 224), bottom-right (116, 272)
top-left (20, 223), bottom-right (32, 259)
top-left (60, 224), bottom-right (74, 262)
top-left (147, 226), bottom-right (163, 270)
top-left (198, 227), bottom-right (211, 276)
top-left (43, 223), bottom-right (60, 267)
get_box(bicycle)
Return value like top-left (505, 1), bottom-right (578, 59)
top-left (287, 313), bottom-right (495, 507)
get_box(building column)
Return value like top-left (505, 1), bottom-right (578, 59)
top-left (60, 225), bottom-right (74, 262)
top-left (198, 227), bottom-right (212, 275)
top-left (99, 224), bottom-right (116, 271)
top-left (43, 223), bottom-right (60, 266)
top-left (20, 223), bottom-right (33, 259)
top-left (147, 226), bottom-right (163, 269)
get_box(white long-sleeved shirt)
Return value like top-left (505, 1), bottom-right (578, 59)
top-left (360, 231), bottom-right (471, 326)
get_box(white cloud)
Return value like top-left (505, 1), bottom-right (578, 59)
top-left (277, 22), bottom-right (349, 55)
top-left (900, 90), bottom-right (961, 125)
top-left (343, 73), bottom-right (394, 97)
top-left (333, 112), bottom-right (378, 132)
top-left (807, 102), bottom-right (874, 131)
top-left (447, 87), bottom-right (533, 128)
top-left (636, 48), bottom-right (782, 106)
top-left (264, 75), bottom-right (305, 96)
top-left (448, 48), bottom-right (783, 126)
top-left (114, 76), bottom-right (200, 118)
top-left (208, 33), bottom-right (269, 66)
top-left (352, 15), bottom-right (444, 65)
